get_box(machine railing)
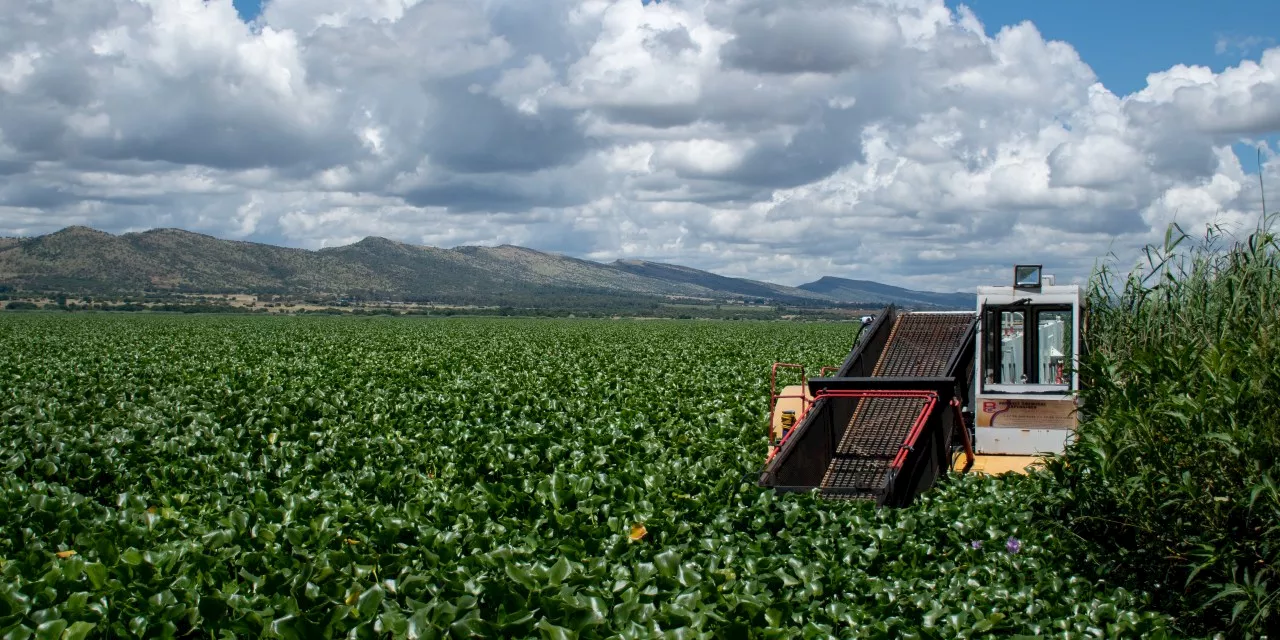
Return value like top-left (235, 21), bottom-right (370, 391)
top-left (759, 306), bottom-right (978, 507)
top-left (761, 380), bottom-right (967, 506)
top-left (770, 389), bottom-right (937, 462)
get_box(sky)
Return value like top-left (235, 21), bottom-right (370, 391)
top-left (2, 1), bottom-right (1278, 291)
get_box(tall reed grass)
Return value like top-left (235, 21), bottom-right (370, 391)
top-left (1038, 212), bottom-right (1280, 637)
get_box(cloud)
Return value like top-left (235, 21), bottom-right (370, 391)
top-left (1, 0), bottom-right (1279, 291)
top-left (1216, 34), bottom-right (1276, 57)
top-left (715, 1), bottom-right (902, 75)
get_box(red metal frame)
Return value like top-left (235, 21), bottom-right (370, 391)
top-left (767, 363), bottom-right (842, 440)
top-left (889, 395), bottom-right (939, 471)
top-left (767, 363), bottom-right (809, 444)
top-left (767, 389), bottom-right (940, 464)
top-left (807, 390), bottom-right (939, 471)
top-left (766, 389), bottom-right (976, 475)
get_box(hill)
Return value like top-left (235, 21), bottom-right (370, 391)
top-left (0, 226), bottom-right (969, 309)
top-left (612, 260), bottom-right (817, 301)
top-left (797, 275), bottom-right (972, 310)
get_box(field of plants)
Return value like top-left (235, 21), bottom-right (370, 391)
top-left (1, 314), bottom-right (1175, 638)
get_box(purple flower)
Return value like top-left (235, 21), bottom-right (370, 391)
top-left (970, 540), bottom-right (982, 550)
top-left (1006, 537), bottom-right (1021, 554)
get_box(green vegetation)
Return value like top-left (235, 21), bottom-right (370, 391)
top-left (0, 227), bottom-right (839, 307)
top-left (1036, 216), bottom-right (1280, 638)
top-left (1, 316), bottom-right (1169, 638)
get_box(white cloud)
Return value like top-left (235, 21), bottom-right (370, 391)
top-left (1215, 34), bottom-right (1275, 57)
top-left (0, 0), bottom-right (1278, 291)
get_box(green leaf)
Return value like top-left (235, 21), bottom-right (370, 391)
top-left (406, 607), bottom-right (436, 640)
top-left (61, 622), bottom-right (96, 640)
top-left (505, 565), bottom-right (537, 591)
top-left (653, 551), bottom-right (679, 578)
top-left (84, 564), bottom-right (107, 592)
top-left (33, 620), bottom-right (66, 640)
top-left (549, 557), bottom-right (572, 586)
top-left (1, 624), bottom-right (33, 640)
top-left (62, 593), bottom-right (89, 615)
top-left (974, 612), bottom-right (1005, 632)
top-left (536, 618), bottom-right (576, 640)
top-left (357, 585), bottom-right (385, 618)
top-left (269, 615), bottom-right (307, 640)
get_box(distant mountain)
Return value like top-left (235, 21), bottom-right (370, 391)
top-left (611, 260), bottom-right (818, 301)
top-left (0, 226), bottom-right (971, 309)
top-left (0, 226), bottom-right (825, 305)
top-left (0, 226), bottom-right (391, 295)
top-left (798, 276), bottom-right (973, 310)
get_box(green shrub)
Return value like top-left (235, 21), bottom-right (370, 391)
top-left (0, 315), bottom-right (1173, 637)
top-left (1039, 214), bottom-right (1280, 637)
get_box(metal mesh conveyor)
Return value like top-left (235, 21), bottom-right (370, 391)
top-left (871, 314), bottom-right (977, 378)
top-left (820, 457), bottom-right (894, 501)
top-left (759, 305), bottom-right (977, 507)
top-left (819, 313), bottom-right (976, 499)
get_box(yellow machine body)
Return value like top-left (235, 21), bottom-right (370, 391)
top-left (953, 454), bottom-right (1043, 475)
top-left (769, 384), bottom-right (811, 441)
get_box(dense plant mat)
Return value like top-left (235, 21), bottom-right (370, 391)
top-left (1, 315), bottom-right (1171, 638)
top-left (1040, 217), bottom-right (1280, 638)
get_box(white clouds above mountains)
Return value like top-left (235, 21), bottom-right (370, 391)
top-left (1, 0), bottom-right (1277, 290)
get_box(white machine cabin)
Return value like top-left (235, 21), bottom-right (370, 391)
top-left (971, 264), bottom-right (1084, 458)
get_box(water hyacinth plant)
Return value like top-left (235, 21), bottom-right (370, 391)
top-left (1038, 213), bottom-right (1280, 638)
top-left (0, 315), bottom-right (1175, 637)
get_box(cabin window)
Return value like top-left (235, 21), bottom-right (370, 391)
top-left (985, 309), bottom-right (1025, 384)
top-left (1037, 309), bottom-right (1071, 385)
top-left (983, 305), bottom-right (1072, 387)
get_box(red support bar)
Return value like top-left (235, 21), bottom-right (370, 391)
top-left (818, 366), bottom-right (840, 377)
top-left (813, 390), bottom-right (938, 399)
top-left (889, 397), bottom-right (938, 470)
top-left (768, 389), bottom-right (940, 464)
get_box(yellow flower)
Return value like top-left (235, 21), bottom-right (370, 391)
top-left (629, 523), bottom-right (647, 542)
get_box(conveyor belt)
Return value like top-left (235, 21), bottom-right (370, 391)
top-left (820, 313), bottom-right (975, 498)
top-left (820, 457), bottom-right (890, 501)
top-left (871, 313), bottom-right (975, 377)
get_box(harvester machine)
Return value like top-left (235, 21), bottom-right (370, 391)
top-left (761, 265), bottom-right (1085, 507)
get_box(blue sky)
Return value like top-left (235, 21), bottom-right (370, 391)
top-left (232, 0), bottom-right (263, 22)
top-left (949, 0), bottom-right (1280, 173)
top-left (950, 0), bottom-right (1279, 95)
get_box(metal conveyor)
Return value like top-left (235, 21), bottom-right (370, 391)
top-left (759, 306), bottom-right (977, 507)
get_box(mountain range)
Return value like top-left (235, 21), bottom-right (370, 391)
top-left (0, 226), bottom-right (973, 309)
